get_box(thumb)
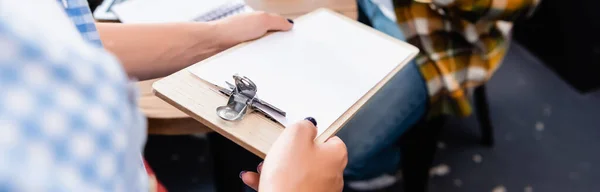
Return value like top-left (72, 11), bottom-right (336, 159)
top-left (320, 136), bottom-right (348, 167)
top-left (278, 118), bottom-right (318, 144)
top-left (260, 13), bottom-right (294, 31)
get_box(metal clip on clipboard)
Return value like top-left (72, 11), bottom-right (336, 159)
top-left (216, 74), bottom-right (286, 121)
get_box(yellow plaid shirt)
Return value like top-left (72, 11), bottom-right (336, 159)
top-left (393, 0), bottom-right (539, 117)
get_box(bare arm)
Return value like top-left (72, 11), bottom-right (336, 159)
top-left (97, 12), bottom-right (293, 80)
top-left (97, 22), bottom-right (221, 80)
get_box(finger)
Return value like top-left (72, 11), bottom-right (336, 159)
top-left (258, 12), bottom-right (294, 31)
top-left (240, 171), bottom-right (260, 191)
top-left (282, 118), bottom-right (318, 142)
top-left (257, 162), bottom-right (263, 174)
top-left (320, 136), bottom-right (348, 167)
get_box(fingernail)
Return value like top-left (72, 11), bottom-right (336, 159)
top-left (257, 162), bottom-right (263, 173)
top-left (287, 19), bottom-right (294, 24)
top-left (304, 117), bottom-right (317, 126)
top-left (239, 171), bottom-right (246, 179)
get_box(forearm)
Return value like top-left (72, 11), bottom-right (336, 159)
top-left (97, 22), bottom-right (230, 80)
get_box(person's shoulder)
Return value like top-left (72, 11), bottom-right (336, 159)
top-left (1, 0), bottom-right (107, 60)
top-left (1, 0), bottom-right (87, 39)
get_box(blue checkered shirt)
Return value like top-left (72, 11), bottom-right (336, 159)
top-left (0, 0), bottom-right (148, 191)
top-left (60, 0), bottom-right (104, 46)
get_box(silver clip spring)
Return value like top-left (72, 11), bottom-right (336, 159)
top-left (216, 74), bottom-right (286, 121)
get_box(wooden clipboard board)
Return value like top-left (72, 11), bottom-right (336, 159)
top-left (152, 8), bottom-right (419, 158)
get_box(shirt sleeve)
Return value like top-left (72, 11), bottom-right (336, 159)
top-left (432, 0), bottom-right (541, 22)
top-left (0, 1), bottom-right (148, 191)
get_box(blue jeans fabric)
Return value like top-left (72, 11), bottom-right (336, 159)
top-left (336, 0), bottom-right (429, 181)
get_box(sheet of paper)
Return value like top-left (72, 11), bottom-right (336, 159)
top-left (190, 10), bottom-right (414, 136)
top-left (112, 0), bottom-right (241, 23)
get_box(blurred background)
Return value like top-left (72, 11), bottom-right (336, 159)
top-left (88, 0), bottom-right (600, 191)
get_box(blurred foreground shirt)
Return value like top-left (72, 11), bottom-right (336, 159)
top-left (0, 0), bottom-right (148, 191)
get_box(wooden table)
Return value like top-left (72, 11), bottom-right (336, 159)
top-left (140, 0), bottom-right (357, 135)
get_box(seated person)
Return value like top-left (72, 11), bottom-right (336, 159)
top-left (0, 0), bottom-right (346, 191)
top-left (338, 0), bottom-right (539, 190)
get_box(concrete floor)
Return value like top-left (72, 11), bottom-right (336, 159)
top-left (144, 43), bottom-right (600, 192)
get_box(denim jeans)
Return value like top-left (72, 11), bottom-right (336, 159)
top-left (336, 0), bottom-right (429, 181)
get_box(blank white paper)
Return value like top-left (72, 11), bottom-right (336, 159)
top-left (189, 10), bottom-right (415, 136)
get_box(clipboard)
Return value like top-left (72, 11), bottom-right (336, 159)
top-left (152, 8), bottom-right (419, 158)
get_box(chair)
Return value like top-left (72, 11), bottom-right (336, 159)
top-left (474, 85), bottom-right (494, 147)
top-left (400, 85), bottom-right (494, 192)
